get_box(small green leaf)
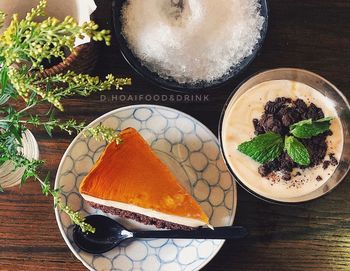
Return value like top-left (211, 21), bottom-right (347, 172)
top-left (28, 115), bottom-right (39, 126)
top-left (290, 120), bottom-right (331, 139)
top-left (21, 172), bottom-right (28, 185)
top-left (27, 91), bottom-right (37, 106)
top-left (0, 94), bottom-right (10, 105)
top-left (316, 117), bottom-right (334, 122)
top-left (237, 132), bottom-right (284, 163)
top-left (4, 84), bottom-right (18, 99)
top-left (44, 123), bottom-right (54, 137)
top-left (0, 185), bottom-right (4, 192)
top-left (285, 136), bottom-right (310, 166)
top-left (289, 119), bottom-right (312, 130)
top-left (0, 120), bottom-right (8, 130)
top-left (42, 172), bottom-right (51, 196)
top-left (0, 66), bottom-right (8, 92)
top-left (0, 157), bottom-right (8, 165)
top-left (8, 124), bottom-right (23, 145)
top-left (48, 109), bottom-right (56, 121)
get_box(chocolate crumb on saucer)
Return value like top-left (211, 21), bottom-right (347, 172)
top-left (316, 176), bottom-right (323, 181)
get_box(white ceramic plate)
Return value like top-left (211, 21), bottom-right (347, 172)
top-left (55, 105), bottom-right (237, 271)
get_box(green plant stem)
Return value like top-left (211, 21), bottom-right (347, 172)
top-left (36, 175), bottom-right (95, 233)
top-left (17, 103), bottom-right (37, 114)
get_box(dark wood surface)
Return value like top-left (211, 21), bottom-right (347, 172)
top-left (1, 0), bottom-right (350, 270)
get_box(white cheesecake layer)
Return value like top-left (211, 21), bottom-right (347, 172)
top-left (82, 193), bottom-right (209, 228)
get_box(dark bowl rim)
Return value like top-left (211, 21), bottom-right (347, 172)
top-left (112, 0), bottom-right (269, 92)
top-left (218, 67), bottom-right (350, 205)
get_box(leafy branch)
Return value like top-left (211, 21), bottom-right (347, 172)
top-left (0, 0), bottom-right (131, 233)
top-left (40, 174), bottom-right (95, 233)
top-left (0, 0), bottom-right (111, 69)
top-left (9, 69), bottom-right (131, 111)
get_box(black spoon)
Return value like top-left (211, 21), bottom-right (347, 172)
top-left (73, 215), bottom-right (248, 254)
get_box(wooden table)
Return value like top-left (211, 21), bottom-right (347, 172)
top-left (1, 0), bottom-right (350, 270)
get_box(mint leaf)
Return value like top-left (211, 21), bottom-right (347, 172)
top-left (289, 119), bottom-right (312, 130)
top-left (238, 132), bottom-right (284, 163)
top-left (290, 117), bottom-right (333, 139)
top-left (285, 136), bottom-right (310, 166)
top-left (290, 121), bottom-right (331, 139)
top-left (316, 117), bottom-right (333, 122)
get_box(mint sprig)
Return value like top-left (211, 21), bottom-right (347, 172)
top-left (237, 116), bottom-right (334, 167)
top-left (290, 117), bottom-right (333, 139)
top-left (284, 136), bottom-right (310, 166)
top-left (237, 132), bottom-right (284, 163)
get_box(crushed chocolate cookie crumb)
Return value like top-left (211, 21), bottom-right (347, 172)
top-left (294, 99), bottom-right (307, 112)
top-left (260, 114), bottom-right (284, 134)
top-left (329, 153), bottom-right (338, 166)
top-left (253, 118), bottom-right (265, 135)
top-left (323, 160), bottom-right (331, 170)
top-left (281, 170), bottom-right (292, 181)
top-left (253, 97), bottom-right (333, 179)
top-left (316, 176), bottom-right (323, 181)
top-left (301, 135), bottom-right (327, 167)
top-left (294, 171), bottom-right (302, 177)
top-left (258, 164), bottom-right (271, 177)
top-left (307, 103), bottom-right (325, 120)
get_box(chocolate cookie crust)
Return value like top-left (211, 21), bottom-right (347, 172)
top-left (87, 201), bottom-right (194, 230)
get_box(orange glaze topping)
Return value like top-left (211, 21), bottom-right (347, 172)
top-left (80, 127), bottom-right (209, 224)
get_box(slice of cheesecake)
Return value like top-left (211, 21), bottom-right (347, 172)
top-left (79, 127), bottom-right (210, 230)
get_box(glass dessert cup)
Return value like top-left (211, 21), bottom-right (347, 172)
top-left (112, 0), bottom-right (268, 92)
top-left (219, 68), bottom-right (350, 204)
